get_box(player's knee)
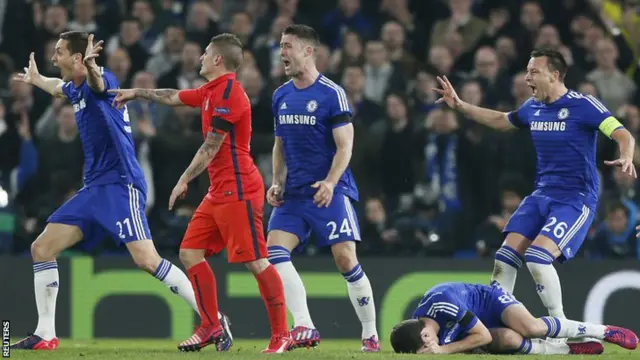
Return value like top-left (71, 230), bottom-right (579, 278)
top-left (245, 258), bottom-right (269, 274)
top-left (132, 253), bottom-right (161, 273)
top-left (179, 249), bottom-right (205, 269)
top-left (524, 245), bottom-right (555, 268)
top-left (519, 319), bottom-right (547, 338)
top-left (31, 237), bottom-right (56, 261)
top-left (267, 245), bottom-right (291, 265)
top-left (331, 242), bottom-right (357, 273)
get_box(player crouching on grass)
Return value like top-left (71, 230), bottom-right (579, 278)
top-left (390, 282), bottom-right (638, 355)
top-left (110, 33), bottom-right (292, 354)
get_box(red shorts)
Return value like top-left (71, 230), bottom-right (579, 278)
top-left (180, 196), bottom-right (267, 263)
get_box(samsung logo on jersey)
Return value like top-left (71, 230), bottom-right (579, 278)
top-left (530, 121), bottom-right (566, 132)
top-left (73, 99), bottom-right (87, 113)
top-left (279, 114), bottom-right (317, 125)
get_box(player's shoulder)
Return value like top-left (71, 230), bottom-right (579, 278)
top-left (273, 79), bottom-right (293, 97)
top-left (316, 74), bottom-right (347, 97)
top-left (563, 90), bottom-right (610, 114)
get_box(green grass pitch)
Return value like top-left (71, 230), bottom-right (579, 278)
top-left (6, 339), bottom-right (638, 359)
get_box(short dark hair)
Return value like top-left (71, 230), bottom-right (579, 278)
top-left (530, 48), bottom-right (568, 81)
top-left (606, 200), bottom-right (629, 216)
top-left (59, 31), bottom-right (90, 58)
top-left (283, 24), bottom-right (320, 48)
top-left (390, 319), bottom-right (426, 353)
top-left (210, 33), bottom-right (244, 71)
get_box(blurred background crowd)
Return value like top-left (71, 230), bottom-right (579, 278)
top-left (0, 0), bottom-right (639, 260)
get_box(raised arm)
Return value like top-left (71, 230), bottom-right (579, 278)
top-left (434, 76), bottom-right (515, 131)
top-left (606, 127), bottom-right (637, 178)
top-left (14, 53), bottom-right (65, 98)
top-left (83, 34), bottom-right (105, 93)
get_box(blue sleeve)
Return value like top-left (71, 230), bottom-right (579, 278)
top-left (61, 82), bottom-right (74, 99)
top-left (17, 140), bottom-right (38, 191)
top-left (507, 98), bottom-right (532, 129)
top-left (325, 83), bottom-right (352, 128)
top-left (100, 68), bottom-right (120, 92)
top-left (577, 94), bottom-right (619, 133)
top-left (414, 293), bottom-right (469, 326)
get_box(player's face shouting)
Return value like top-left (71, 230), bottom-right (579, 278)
top-left (280, 34), bottom-right (307, 77)
top-left (51, 39), bottom-right (74, 81)
top-left (525, 56), bottom-right (556, 102)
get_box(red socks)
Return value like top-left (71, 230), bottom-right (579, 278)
top-left (255, 264), bottom-right (288, 337)
top-left (188, 261), bottom-right (221, 329)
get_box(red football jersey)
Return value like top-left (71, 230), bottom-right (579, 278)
top-left (178, 73), bottom-right (264, 203)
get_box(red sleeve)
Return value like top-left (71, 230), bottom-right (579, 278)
top-left (210, 82), bottom-right (248, 133)
top-left (178, 88), bottom-right (203, 108)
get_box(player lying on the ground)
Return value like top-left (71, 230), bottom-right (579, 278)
top-left (110, 33), bottom-right (292, 354)
top-left (434, 48), bottom-right (637, 322)
top-left (390, 282), bottom-right (638, 354)
top-left (266, 24), bottom-right (379, 352)
top-left (9, 31), bottom-right (230, 351)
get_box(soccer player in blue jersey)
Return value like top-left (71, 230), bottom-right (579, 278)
top-left (266, 24), bottom-right (379, 352)
top-left (434, 48), bottom-right (637, 321)
top-left (10, 31), bottom-right (231, 350)
top-left (389, 282), bottom-right (638, 355)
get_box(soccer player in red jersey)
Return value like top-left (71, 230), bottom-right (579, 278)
top-left (110, 33), bottom-right (292, 354)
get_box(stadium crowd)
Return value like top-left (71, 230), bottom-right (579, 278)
top-left (0, 0), bottom-right (638, 259)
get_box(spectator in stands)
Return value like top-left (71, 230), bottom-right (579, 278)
top-left (430, 0), bottom-right (488, 53)
top-left (229, 11), bottom-right (254, 47)
top-left (157, 41), bottom-right (201, 90)
top-left (363, 40), bottom-right (405, 105)
top-left (588, 200), bottom-right (638, 259)
top-left (67, 0), bottom-right (104, 41)
top-left (381, 20), bottom-right (418, 79)
top-left (475, 174), bottom-right (527, 258)
top-left (107, 48), bottom-right (133, 88)
top-left (146, 24), bottom-right (186, 78)
top-left (35, 4), bottom-right (69, 66)
top-left (185, 0), bottom-right (221, 51)
top-left (322, 0), bottom-right (373, 50)
top-left (327, 29), bottom-right (364, 76)
top-left (587, 38), bottom-right (637, 112)
top-left (106, 17), bottom-right (150, 75)
top-left (131, 0), bottom-right (161, 53)
top-left (410, 69), bottom-right (439, 116)
top-left (253, 15), bottom-right (292, 81)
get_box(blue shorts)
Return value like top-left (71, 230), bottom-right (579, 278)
top-left (267, 193), bottom-right (361, 252)
top-left (47, 183), bottom-right (151, 250)
top-left (503, 193), bottom-right (595, 262)
top-left (480, 285), bottom-right (522, 329)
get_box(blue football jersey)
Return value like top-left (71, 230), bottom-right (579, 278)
top-left (61, 67), bottom-right (145, 190)
top-left (272, 75), bottom-right (358, 201)
top-left (412, 283), bottom-right (483, 345)
top-left (508, 91), bottom-right (622, 206)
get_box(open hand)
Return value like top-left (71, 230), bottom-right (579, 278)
top-left (604, 157), bottom-right (637, 178)
top-left (311, 180), bottom-right (335, 208)
top-left (168, 181), bottom-right (188, 210)
top-left (433, 76), bottom-right (462, 109)
top-left (13, 52), bottom-right (40, 85)
top-left (84, 34), bottom-right (103, 65)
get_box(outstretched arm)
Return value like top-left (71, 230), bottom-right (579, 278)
top-left (434, 76), bottom-right (515, 131)
top-left (14, 53), bottom-right (65, 98)
top-left (133, 88), bottom-right (184, 106)
top-left (606, 127), bottom-right (637, 178)
top-left (31, 76), bottom-right (65, 98)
